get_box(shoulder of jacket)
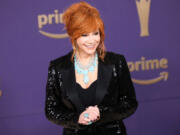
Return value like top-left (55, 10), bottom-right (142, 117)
top-left (48, 51), bottom-right (72, 69)
top-left (105, 51), bottom-right (125, 64)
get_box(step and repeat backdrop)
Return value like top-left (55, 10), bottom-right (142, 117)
top-left (0, 0), bottom-right (180, 135)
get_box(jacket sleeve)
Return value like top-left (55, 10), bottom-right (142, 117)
top-left (96, 55), bottom-right (138, 125)
top-left (45, 62), bottom-right (80, 129)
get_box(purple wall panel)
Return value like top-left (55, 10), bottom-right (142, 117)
top-left (125, 99), bottom-right (180, 135)
top-left (0, 0), bottom-right (180, 135)
top-left (0, 114), bottom-right (63, 135)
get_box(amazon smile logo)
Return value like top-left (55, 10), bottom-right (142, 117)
top-left (37, 9), bottom-right (68, 39)
top-left (128, 57), bottom-right (169, 85)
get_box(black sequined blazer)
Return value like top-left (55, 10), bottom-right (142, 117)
top-left (45, 51), bottom-right (138, 135)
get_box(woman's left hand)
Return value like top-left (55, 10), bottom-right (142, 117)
top-left (85, 105), bottom-right (100, 122)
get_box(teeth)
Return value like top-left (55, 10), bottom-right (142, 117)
top-left (85, 45), bottom-right (95, 48)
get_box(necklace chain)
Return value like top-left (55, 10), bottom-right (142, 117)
top-left (76, 54), bottom-right (95, 70)
top-left (74, 52), bottom-right (98, 84)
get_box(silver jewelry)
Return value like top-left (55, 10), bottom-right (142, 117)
top-left (74, 52), bottom-right (98, 84)
top-left (83, 113), bottom-right (93, 125)
top-left (87, 121), bottom-right (92, 125)
top-left (84, 113), bottom-right (89, 118)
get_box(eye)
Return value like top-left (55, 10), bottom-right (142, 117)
top-left (81, 34), bottom-right (88, 37)
top-left (94, 32), bottom-right (99, 35)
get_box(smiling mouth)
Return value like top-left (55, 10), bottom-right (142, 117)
top-left (84, 44), bottom-right (96, 49)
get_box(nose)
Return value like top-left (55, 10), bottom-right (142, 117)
top-left (87, 35), bottom-right (96, 44)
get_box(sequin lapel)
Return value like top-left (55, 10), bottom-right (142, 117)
top-left (61, 55), bottom-right (113, 112)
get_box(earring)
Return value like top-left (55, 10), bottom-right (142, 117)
top-left (73, 45), bottom-right (76, 51)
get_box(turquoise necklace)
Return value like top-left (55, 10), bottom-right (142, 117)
top-left (74, 52), bottom-right (98, 84)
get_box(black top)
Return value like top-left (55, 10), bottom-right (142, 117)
top-left (76, 80), bottom-right (97, 111)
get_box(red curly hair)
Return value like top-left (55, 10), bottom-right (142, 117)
top-left (62, 1), bottom-right (106, 61)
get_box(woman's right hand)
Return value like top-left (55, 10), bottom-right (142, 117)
top-left (78, 110), bottom-right (92, 125)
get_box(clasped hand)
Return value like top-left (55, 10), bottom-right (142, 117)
top-left (78, 105), bottom-right (100, 125)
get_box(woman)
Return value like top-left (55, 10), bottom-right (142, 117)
top-left (45, 1), bottom-right (138, 135)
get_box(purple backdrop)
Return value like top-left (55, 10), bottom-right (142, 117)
top-left (0, 0), bottom-right (180, 135)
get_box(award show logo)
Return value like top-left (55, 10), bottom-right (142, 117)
top-left (37, 9), bottom-right (68, 39)
top-left (128, 57), bottom-right (169, 85)
top-left (135, 0), bottom-right (151, 37)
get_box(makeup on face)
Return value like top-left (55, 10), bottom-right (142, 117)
top-left (76, 30), bottom-right (100, 56)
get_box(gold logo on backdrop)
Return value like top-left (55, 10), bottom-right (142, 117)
top-left (37, 10), bottom-right (68, 39)
top-left (135, 0), bottom-right (151, 37)
top-left (128, 57), bottom-right (169, 85)
top-left (0, 90), bottom-right (2, 97)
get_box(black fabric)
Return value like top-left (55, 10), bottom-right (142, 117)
top-left (45, 51), bottom-right (138, 135)
top-left (76, 80), bottom-right (97, 112)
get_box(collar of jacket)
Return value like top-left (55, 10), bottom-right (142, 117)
top-left (51, 50), bottom-right (115, 112)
